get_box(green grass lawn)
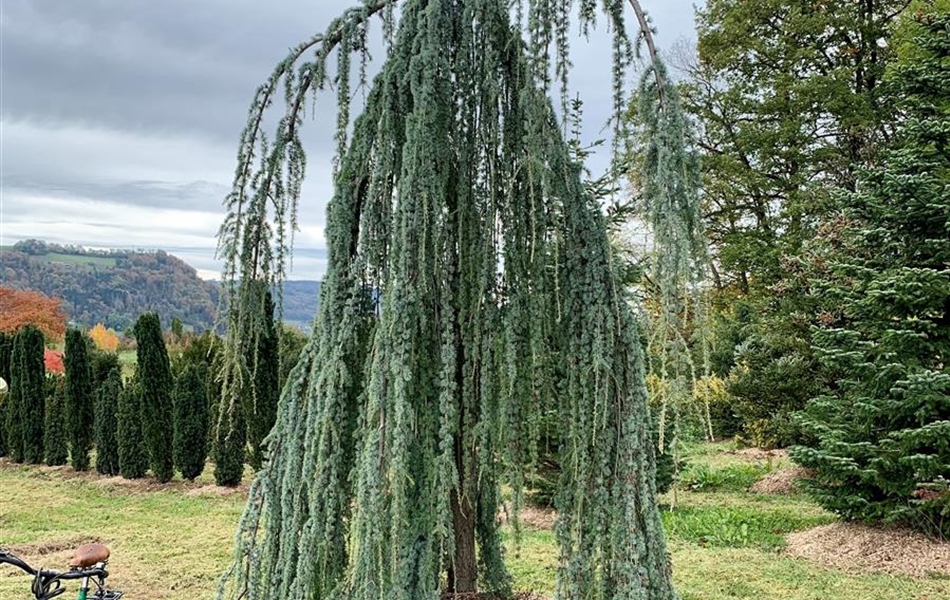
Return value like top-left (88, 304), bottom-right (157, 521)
top-left (1, 443), bottom-right (947, 599)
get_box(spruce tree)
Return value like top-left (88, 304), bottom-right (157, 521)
top-left (134, 313), bottom-right (175, 482)
top-left (793, 5), bottom-right (950, 537)
top-left (64, 329), bottom-right (95, 471)
top-left (44, 376), bottom-right (69, 466)
top-left (117, 374), bottom-right (149, 479)
top-left (213, 2), bottom-right (680, 599)
top-left (244, 285), bottom-right (279, 471)
top-left (174, 364), bottom-right (209, 481)
top-left (95, 368), bottom-right (122, 476)
top-left (0, 332), bottom-right (13, 457)
top-left (15, 326), bottom-right (46, 464)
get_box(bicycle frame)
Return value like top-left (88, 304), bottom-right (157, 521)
top-left (0, 550), bottom-right (122, 600)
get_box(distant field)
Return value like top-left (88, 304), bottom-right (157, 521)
top-left (38, 252), bottom-right (117, 268)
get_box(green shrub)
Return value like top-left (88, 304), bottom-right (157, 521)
top-left (677, 463), bottom-right (766, 493)
top-left (662, 504), bottom-right (831, 551)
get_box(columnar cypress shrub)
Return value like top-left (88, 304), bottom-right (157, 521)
top-left (173, 364), bottom-right (209, 481)
top-left (3, 332), bottom-right (23, 462)
top-left (0, 332), bottom-right (13, 457)
top-left (95, 368), bottom-right (122, 476)
top-left (90, 348), bottom-right (121, 393)
top-left (44, 376), bottom-right (69, 466)
top-left (117, 374), bottom-right (148, 479)
top-left (134, 313), bottom-right (174, 483)
top-left (793, 6), bottom-right (950, 537)
top-left (213, 1), bottom-right (681, 598)
top-left (213, 395), bottom-right (245, 487)
top-left (244, 286), bottom-right (279, 471)
top-left (15, 326), bottom-right (46, 464)
top-left (64, 329), bottom-right (95, 471)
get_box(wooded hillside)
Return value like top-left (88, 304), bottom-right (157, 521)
top-left (0, 240), bottom-right (219, 331)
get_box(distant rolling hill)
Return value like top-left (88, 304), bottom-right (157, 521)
top-left (0, 239), bottom-right (322, 333)
top-left (1, 240), bottom-right (220, 332)
top-left (278, 280), bottom-right (321, 331)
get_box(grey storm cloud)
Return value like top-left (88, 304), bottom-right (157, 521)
top-left (1, 0), bottom-right (701, 280)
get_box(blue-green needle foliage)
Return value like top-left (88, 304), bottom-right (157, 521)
top-left (215, 1), bottom-right (680, 599)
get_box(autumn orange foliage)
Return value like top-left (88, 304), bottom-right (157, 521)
top-left (0, 286), bottom-right (67, 341)
top-left (89, 322), bottom-right (120, 352)
top-left (44, 349), bottom-right (65, 374)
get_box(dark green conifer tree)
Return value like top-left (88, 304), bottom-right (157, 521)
top-left (90, 348), bottom-right (121, 392)
top-left (64, 329), bottom-right (95, 471)
top-left (0, 332), bottom-right (13, 457)
top-left (213, 1), bottom-right (682, 599)
top-left (244, 286), bottom-right (279, 471)
top-left (95, 368), bottom-right (122, 476)
top-left (15, 326), bottom-right (46, 464)
top-left (117, 374), bottom-right (149, 479)
top-left (793, 5), bottom-right (950, 537)
top-left (173, 364), bottom-right (210, 481)
top-left (3, 333), bottom-right (23, 462)
top-left (213, 393), bottom-right (245, 487)
top-left (133, 313), bottom-right (175, 482)
top-left (44, 376), bottom-right (69, 466)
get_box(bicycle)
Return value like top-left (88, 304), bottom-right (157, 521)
top-left (0, 543), bottom-right (124, 600)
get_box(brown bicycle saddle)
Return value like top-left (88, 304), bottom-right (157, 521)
top-left (69, 543), bottom-right (110, 568)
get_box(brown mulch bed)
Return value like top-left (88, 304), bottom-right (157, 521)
top-left (749, 466), bottom-right (814, 495)
top-left (732, 447), bottom-right (789, 461)
top-left (3, 536), bottom-right (102, 558)
top-left (498, 504), bottom-right (557, 530)
top-left (785, 522), bottom-right (950, 578)
top-left (0, 457), bottom-right (248, 496)
top-left (441, 593), bottom-right (548, 600)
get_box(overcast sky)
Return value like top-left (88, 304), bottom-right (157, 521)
top-left (1, 0), bottom-right (701, 280)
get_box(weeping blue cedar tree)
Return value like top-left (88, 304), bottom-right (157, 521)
top-left (214, 0), bottom-right (685, 598)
